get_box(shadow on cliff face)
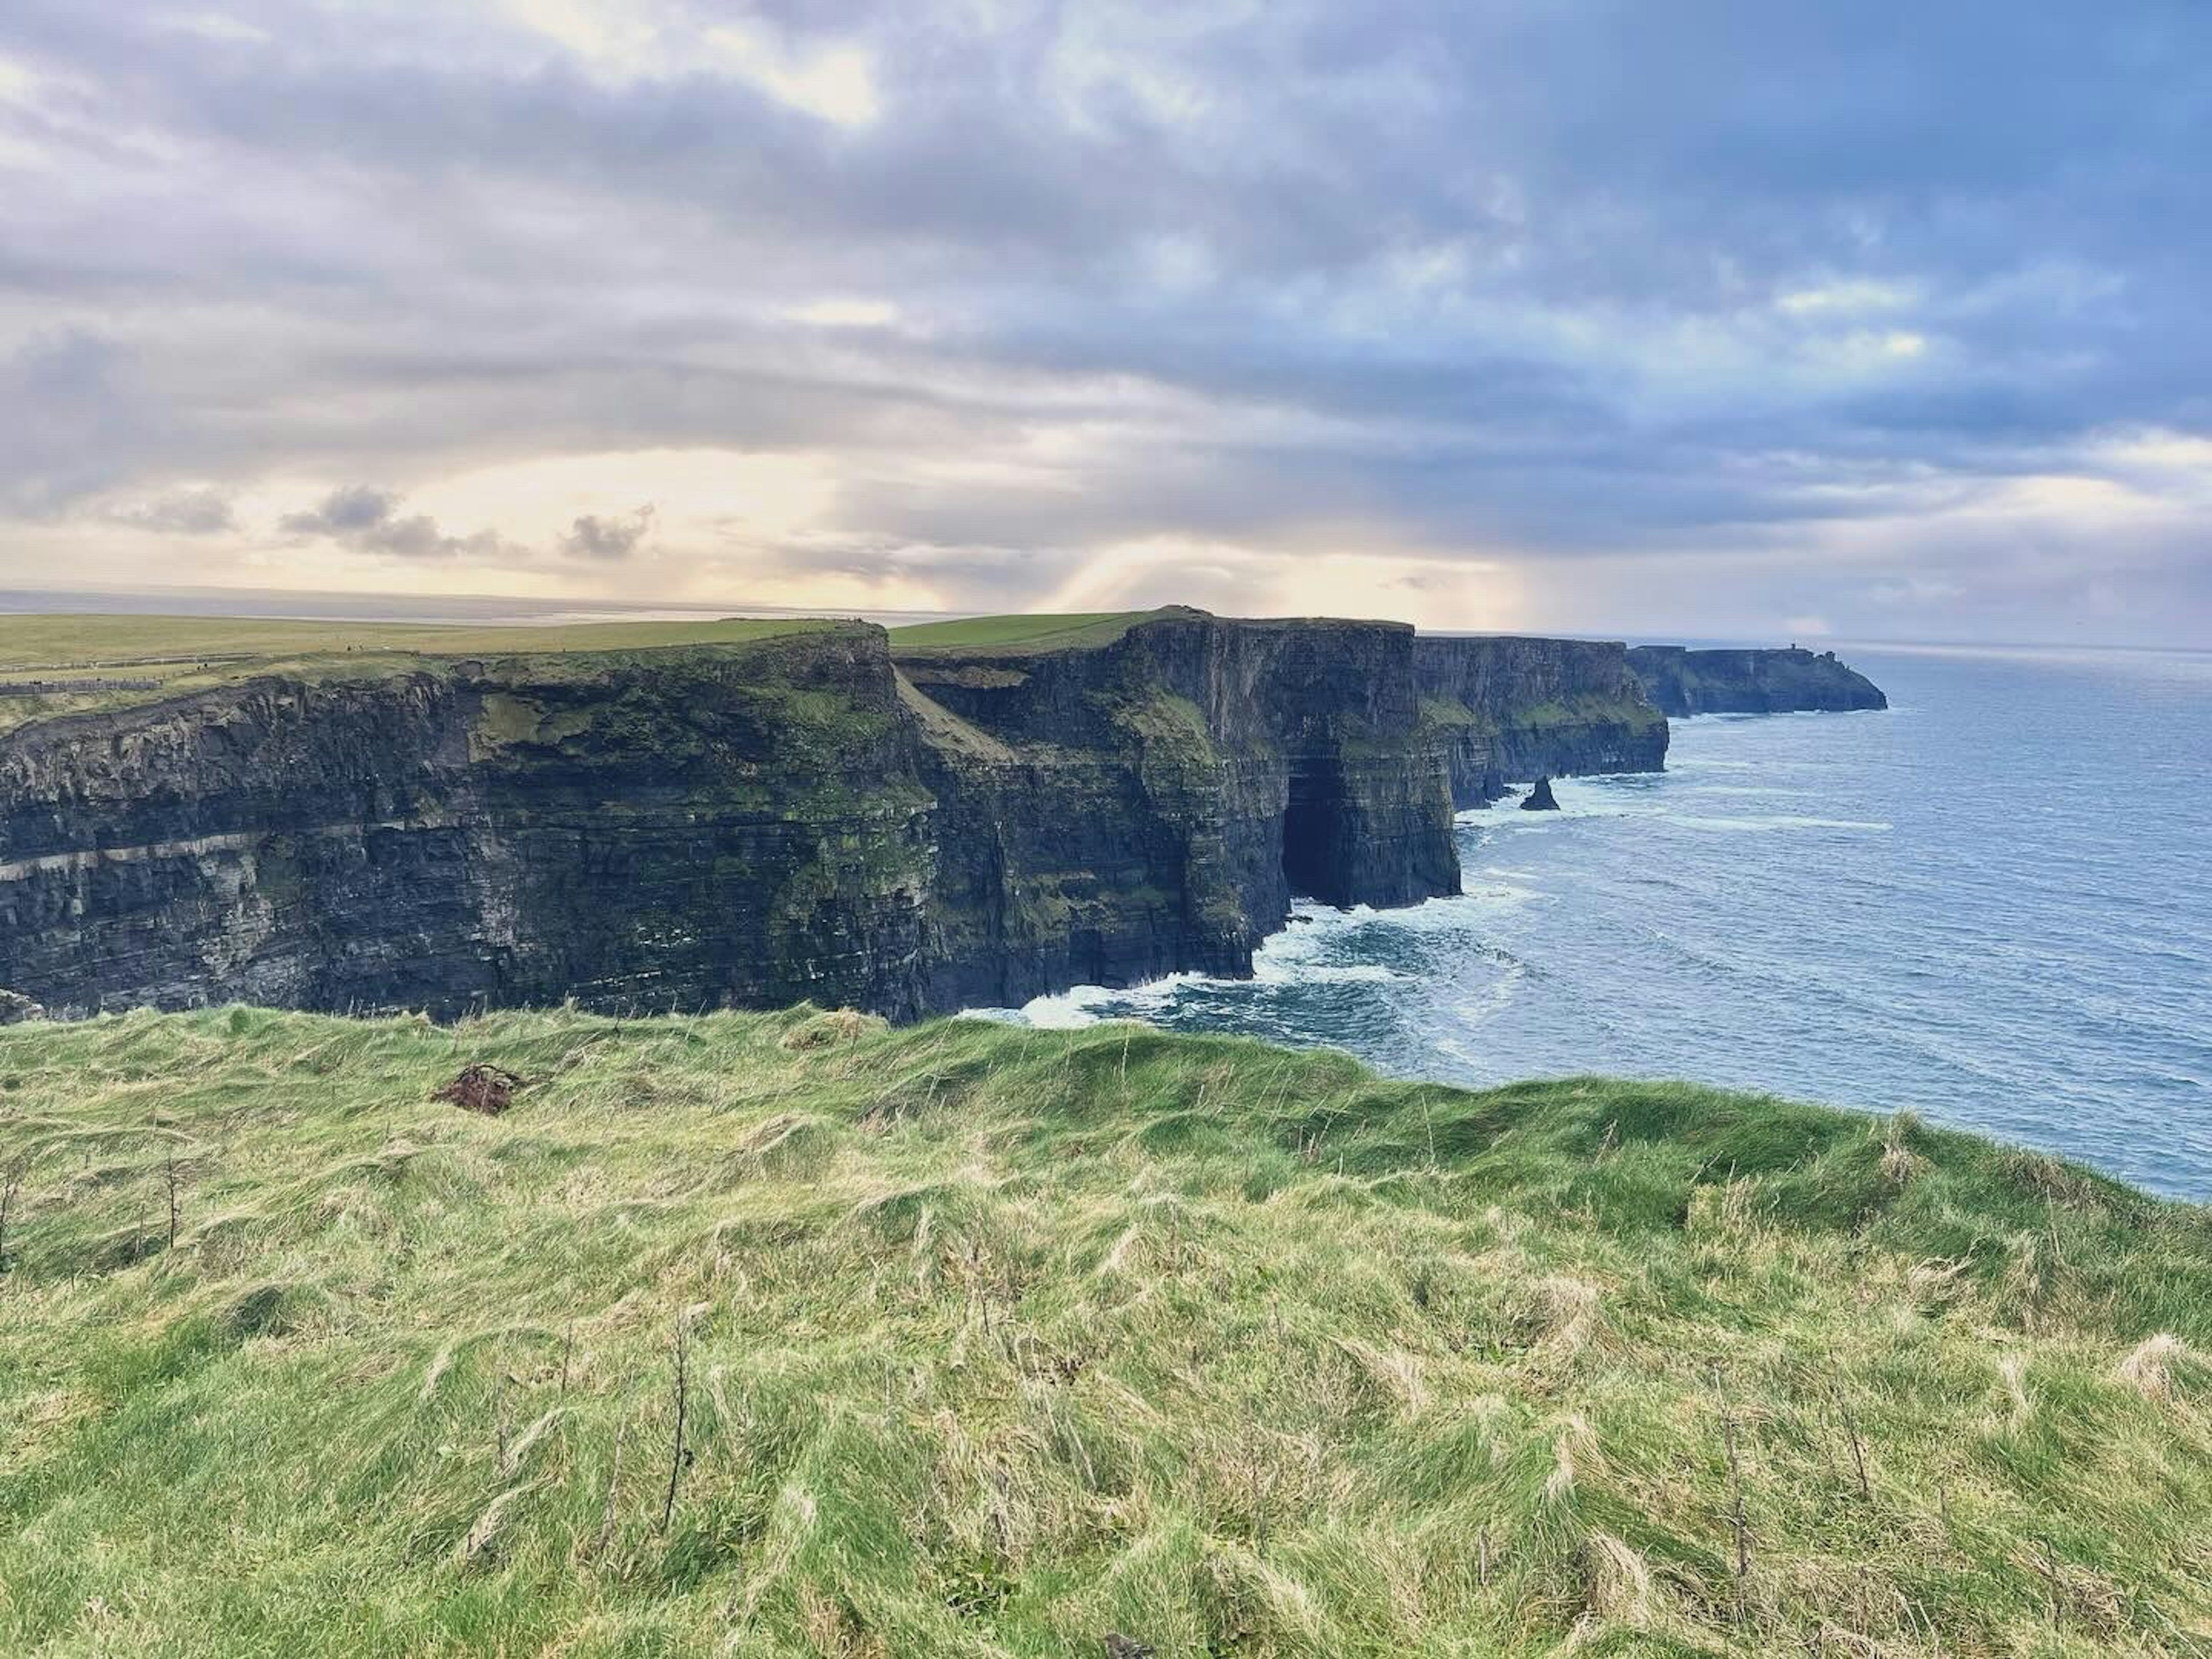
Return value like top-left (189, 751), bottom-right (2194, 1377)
top-left (1282, 767), bottom-right (1344, 905)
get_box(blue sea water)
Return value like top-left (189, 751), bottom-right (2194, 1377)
top-left (1007, 645), bottom-right (2212, 1199)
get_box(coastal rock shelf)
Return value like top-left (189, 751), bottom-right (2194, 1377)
top-left (0, 611), bottom-right (1880, 1021)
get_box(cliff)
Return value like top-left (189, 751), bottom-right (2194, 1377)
top-left (1627, 644), bottom-right (1888, 716)
top-left (0, 613), bottom-right (1463, 1021)
top-left (0, 626), bottom-right (944, 1020)
top-left (1412, 635), bottom-right (1669, 808)
top-left (896, 609), bottom-right (1461, 1006)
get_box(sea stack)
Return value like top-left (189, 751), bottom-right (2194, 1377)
top-left (1521, 777), bottom-right (1560, 812)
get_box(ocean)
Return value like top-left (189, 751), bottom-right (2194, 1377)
top-left (1003, 644), bottom-right (2212, 1199)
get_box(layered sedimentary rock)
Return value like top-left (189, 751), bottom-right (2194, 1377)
top-left (0, 628), bottom-right (943, 1020)
top-left (1627, 646), bottom-right (1888, 716)
top-left (0, 614), bottom-right (1464, 1021)
top-left (1413, 635), bottom-right (1669, 809)
top-left (899, 611), bottom-right (1463, 1006)
top-left (8, 613), bottom-right (1881, 1024)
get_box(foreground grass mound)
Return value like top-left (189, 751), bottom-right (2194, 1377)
top-left (3, 1010), bottom-right (2210, 1657)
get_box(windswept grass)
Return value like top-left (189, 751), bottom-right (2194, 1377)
top-left (3, 1007), bottom-right (2210, 1656)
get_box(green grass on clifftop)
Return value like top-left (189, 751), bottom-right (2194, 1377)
top-left (888, 611), bottom-right (1172, 655)
top-left (0, 613), bottom-right (833, 672)
top-left (4, 1009), bottom-right (2211, 1657)
top-left (0, 615), bottom-right (844, 734)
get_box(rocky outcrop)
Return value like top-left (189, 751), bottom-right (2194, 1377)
top-left (1521, 778), bottom-right (1560, 812)
top-left (896, 610), bottom-right (1461, 1008)
top-left (1413, 635), bottom-right (1669, 809)
top-left (1627, 646), bottom-right (1887, 717)
top-left (0, 614), bottom-right (1464, 1022)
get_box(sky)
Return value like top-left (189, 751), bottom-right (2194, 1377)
top-left (1, 1), bottom-right (2207, 643)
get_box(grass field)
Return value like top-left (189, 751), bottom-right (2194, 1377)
top-left (0, 613), bottom-right (833, 673)
top-left (3, 1006), bottom-right (2209, 1656)
top-left (888, 611), bottom-right (1171, 655)
top-left (0, 615), bottom-right (842, 735)
top-left (0, 608), bottom-right (1175, 732)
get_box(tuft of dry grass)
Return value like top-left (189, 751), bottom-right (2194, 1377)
top-left (779, 1007), bottom-right (891, 1051)
top-left (2113, 1331), bottom-right (2199, 1404)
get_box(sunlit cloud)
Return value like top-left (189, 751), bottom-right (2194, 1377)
top-left (706, 23), bottom-right (880, 127)
top-left (782, 298), bottom-right (903, 329)
top-left (0, 1), bottom-right (2204, 642)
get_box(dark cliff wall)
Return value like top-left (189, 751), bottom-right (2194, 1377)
top-left (0, 628), bottom-right (941, 1020)
top-left (902, 612), bottom-right (1459, 906)
top-left (897, 612), bottom-right (1461, 1007)
top-left (0, 615), bottom-right (1463, 1021)
top-left (1627, 646), bottom-right (1888, 717)
top-left (1412, 636), bottom-right (1669, 809)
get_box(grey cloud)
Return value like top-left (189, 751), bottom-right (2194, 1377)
top-left (279, 484), bottom-right (509, 560)
top-left (0, 329), bottom-right (157, 512)
top-left (562, 506), bottom-right (656, 562)
top-left (280, 485), bottom-right (400, 536)
top-left (111, 487), bottom-right (236, 534)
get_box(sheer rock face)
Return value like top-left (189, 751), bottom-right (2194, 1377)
top-left (10, 619), bottom-right (1878, 1022)
top-left (0, 615), bottom-right (1468, 1021)
top-left (897, 611), bottom-right (1463, 1010)
top-left (0, 627), bottom-right (942, 1020)
top-left (1627, 645), bottom-right (1888, 717)
top-left (1412, 635), bottom-right (1670, 810)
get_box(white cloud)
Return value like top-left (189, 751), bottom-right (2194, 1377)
top-left (705, 24), bottom-right (881, 128)
top-left (782, 298), bottom-right (902, 329)
top-left (494, 0), bottom-right (667, 79)
top-left (1776, 279), bottom-right (1918, 316)
top-left (151, 13), bottom-right (275, 46)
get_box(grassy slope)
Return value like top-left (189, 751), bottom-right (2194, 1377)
top-left (2, 1009), bottom-right (2210, 1658)
top-left (888, 612), bottom-right (1168, 656)
top-left (0, 615), bottom-right (839, 734)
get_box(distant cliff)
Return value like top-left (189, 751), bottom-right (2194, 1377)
top-left (1413, 635), bottom-right (1668, 808)
top-left (0, 613), bottom-right (1464, 1021)
top-left (1628, 645), bottom-right (1888, 716)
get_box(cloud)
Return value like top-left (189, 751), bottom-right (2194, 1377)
top-left (0, 329), bottom-right (157, 513)
top-left (110, 486), bottom-right (235, 533)
top-left (1870, 575), bottom-right (1967, 608)
top-left (280, 484), bottom-right (400, 537)
top-left (561, 505), bottom-right (655, 560)
top-left (280, 484), bottom-right (511, 560)
top-left (704, 22), bottom-right (880, 128)
top-left (0, 0), bottom-right (2206, 639)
